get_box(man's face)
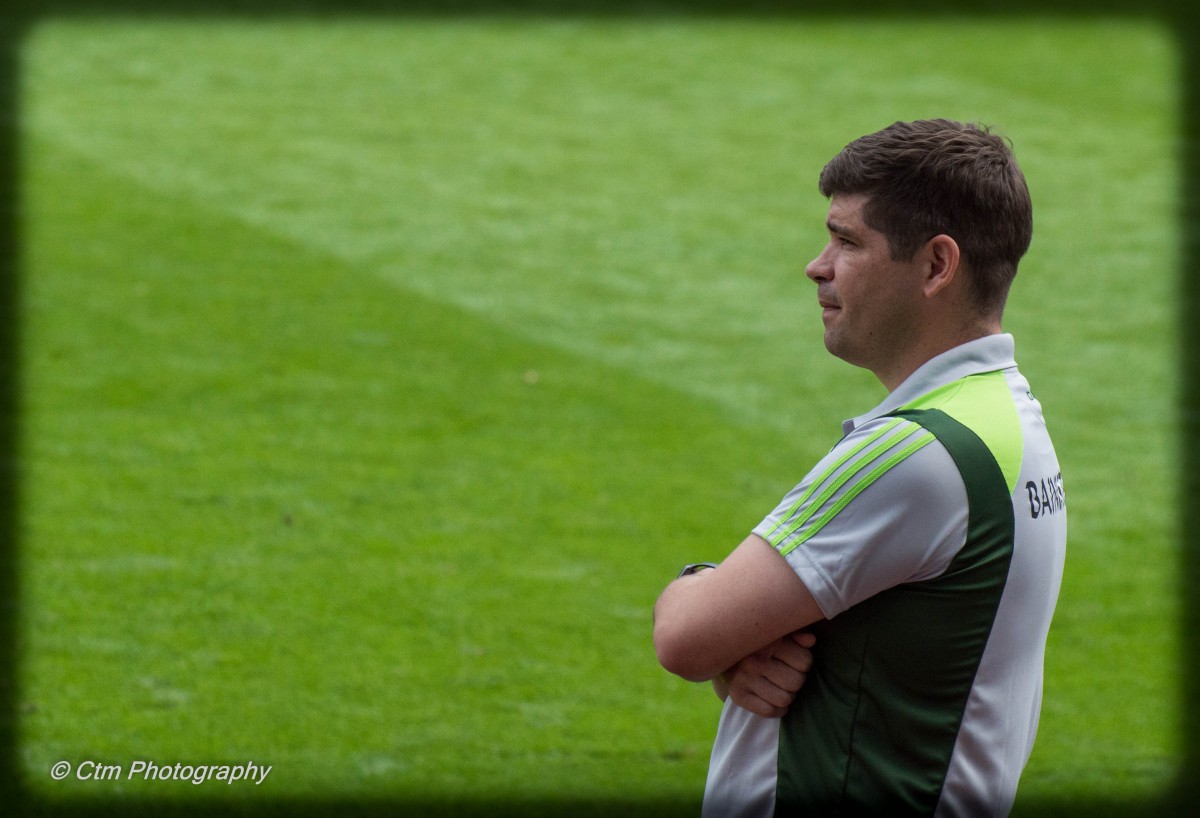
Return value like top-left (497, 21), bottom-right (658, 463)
top-left (804, 193), bottom-right (926, 378)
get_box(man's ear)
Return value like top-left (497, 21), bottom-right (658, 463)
top-left (922, 234), bottom-right (961, 298)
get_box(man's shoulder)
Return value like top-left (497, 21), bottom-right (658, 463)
top-left (760, 416), bottom-right (955, 555)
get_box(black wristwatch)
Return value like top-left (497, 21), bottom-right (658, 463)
top-left (677, 562), bottom-right (719, 577)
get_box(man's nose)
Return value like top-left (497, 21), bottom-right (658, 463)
top-left (806, 244), bottom-right (832, 282)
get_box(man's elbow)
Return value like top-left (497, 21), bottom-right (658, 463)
top-left (653, 619), bottom-right (717, 682)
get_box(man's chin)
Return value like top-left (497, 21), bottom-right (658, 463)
top-left (823, 333), bottom-right (867, 370)
top-left (822, 330), bottom-right (845, 359)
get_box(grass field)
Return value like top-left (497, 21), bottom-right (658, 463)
top-left (14, 13), bottom-right (1181, 815)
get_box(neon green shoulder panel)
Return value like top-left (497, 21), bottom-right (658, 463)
top-left (898, 371), bottom-right (1023, 492)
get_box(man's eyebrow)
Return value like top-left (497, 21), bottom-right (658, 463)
top-left (826, 218), bottom-right (857, 238)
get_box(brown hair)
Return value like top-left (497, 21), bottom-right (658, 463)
top-left (818, 119), bottom-right (1033, 315)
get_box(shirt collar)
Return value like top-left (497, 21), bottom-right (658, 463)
top-left (841, 333), bottom-right (1018, 436)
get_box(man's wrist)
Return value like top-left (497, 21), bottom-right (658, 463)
top-left (712, 672), bottom-right (731, 702)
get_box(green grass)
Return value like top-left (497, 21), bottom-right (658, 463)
top-left (16, 15), bottom-right (1180, 814)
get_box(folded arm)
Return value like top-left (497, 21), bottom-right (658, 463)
top-left (653, 533), bottom-right (826, 683)
top-left (714, 630), bottom-right (817, 717)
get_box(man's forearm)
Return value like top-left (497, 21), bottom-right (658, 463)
top-left (653, 569), bottom-right (722, 682)
top-left (653, 535), bottom-right (823, 683)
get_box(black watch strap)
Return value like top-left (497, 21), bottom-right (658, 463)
top-left (677, 562), bottom-right (719, 578)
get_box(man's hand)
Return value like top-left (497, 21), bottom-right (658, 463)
top-left (713, 631), bottom-right (816, 718)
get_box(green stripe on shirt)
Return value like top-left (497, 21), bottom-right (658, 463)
top-left (765, 420), bottom-right (933, 554)
top-left (775, 430), bottom-right (936, 556)
top-left (761, 418), bottom-right (908, 547)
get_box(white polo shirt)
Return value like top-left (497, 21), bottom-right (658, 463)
top-left (703, 334), bottom-right (1067, 818)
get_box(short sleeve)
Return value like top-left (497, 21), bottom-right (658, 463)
top-left (752, 417), bottom-right (969, 619)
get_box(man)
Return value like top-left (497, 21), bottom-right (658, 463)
top-left (653, 119), bottom-right (1067, 817)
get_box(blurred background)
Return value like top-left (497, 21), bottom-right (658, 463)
top-left (4, 1), bottom-right (1194, 815)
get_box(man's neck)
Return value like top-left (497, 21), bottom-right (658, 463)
top-left (876, 320), bottom-right (1003, 393)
